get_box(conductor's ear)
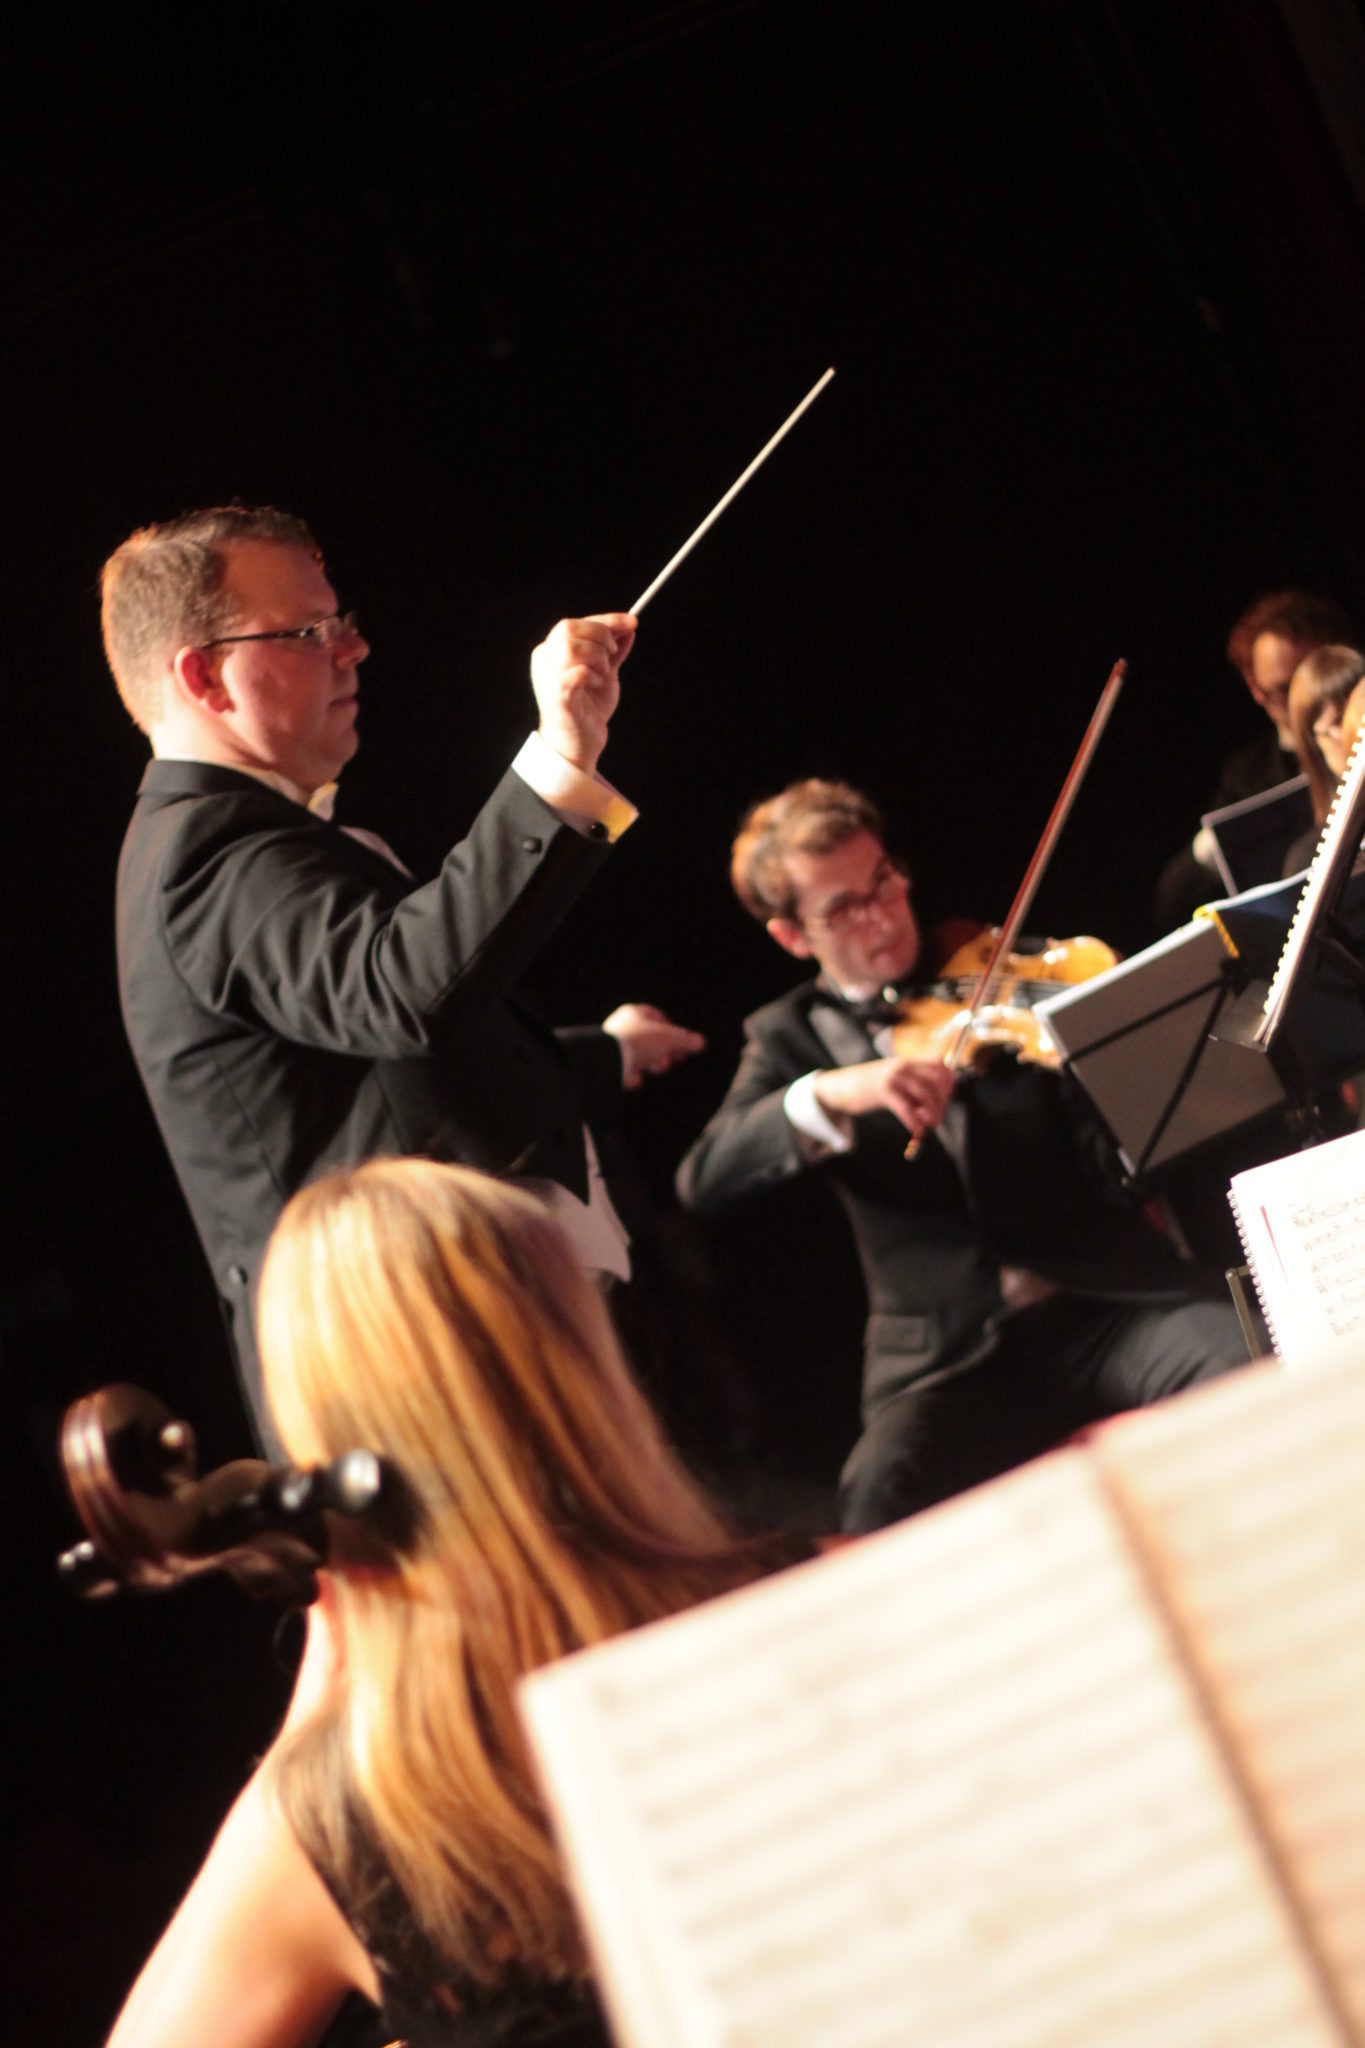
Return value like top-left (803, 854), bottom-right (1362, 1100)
top-left (173, 645), bottom-right (230, 714)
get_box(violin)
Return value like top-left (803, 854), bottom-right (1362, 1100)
top-left (900, 656), bottom-right (1128, 1156)
top-left (892, 928), bottom-right (1119, 1070)
top-left (57, 1383), bottom-right (390, 1607)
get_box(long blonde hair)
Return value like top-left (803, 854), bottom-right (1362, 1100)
top-left (259, 1159), bottom-right (765, 1989)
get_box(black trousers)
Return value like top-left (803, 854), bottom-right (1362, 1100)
top-left (838, 1293), bottom-right (1249, 1533)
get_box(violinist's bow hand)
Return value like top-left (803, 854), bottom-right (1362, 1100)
top-left (531, 613), bottom-right (637, 776)
top-left (813, 1057), bottom-right (954, 1140)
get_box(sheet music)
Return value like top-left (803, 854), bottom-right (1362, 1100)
top-left (1094, 1360), bottom-right (1365, 2043)
top-left (1228, 1126), bottom-right (1365, 1368)
top-left (522, 1451), bottom-right (1344, 2048)
top-left (1257, 725), bottom-right (1365, 1048)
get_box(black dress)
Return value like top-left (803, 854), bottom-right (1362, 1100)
top-left (286, 1752), bottom-right (611, 2048)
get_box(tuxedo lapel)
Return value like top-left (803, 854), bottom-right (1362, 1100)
top-left (806, 991), bottom-right (879, 1068)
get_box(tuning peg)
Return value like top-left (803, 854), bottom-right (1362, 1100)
top-left (325, 1450), bottom-right (384, 1517)
top-left (55, 1539), bottom-right (117, 1597)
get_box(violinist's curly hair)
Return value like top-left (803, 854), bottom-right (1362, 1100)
top-left (100, 504), bottom-right (320, 731)
top-left (731, 778), bottom-right (887, 922)
top-left (259, 1159), bottom-right (775, 1995)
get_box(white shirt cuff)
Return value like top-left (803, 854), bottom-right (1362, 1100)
top-left (512, 731), bottom-right (637, 842)
top-left (784, 1071), bottom-right (854, 1156)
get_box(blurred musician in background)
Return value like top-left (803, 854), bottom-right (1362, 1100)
top-left (1282, 644), bottom-right (1365, 870)
top-left (1153, 588), bottom-right (1353, 930)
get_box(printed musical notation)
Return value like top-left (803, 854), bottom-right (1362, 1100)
top-left (522, 1361), bottom-right (1365, 2046)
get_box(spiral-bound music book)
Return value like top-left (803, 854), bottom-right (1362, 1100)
top-left (1228, 1125), bottom-right (1365, 1371)
top-left (520, 1361), bottom-right (1365, 2048)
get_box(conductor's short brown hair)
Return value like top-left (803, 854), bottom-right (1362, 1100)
top-left (100, 504), bottom-right (320, 731)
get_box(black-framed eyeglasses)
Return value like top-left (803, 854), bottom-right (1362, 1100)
top-left (204, 611), bottom-right (361, 651)
top-left (799, 858), bottom-right (911, 936)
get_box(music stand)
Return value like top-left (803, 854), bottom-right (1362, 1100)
top-left (1035, 915), bottom-right (1290, 1182)
top-left (1201, 774), bottom-right (1312, 896)
top-left (1040, 739), bottom-right (1365, 1185)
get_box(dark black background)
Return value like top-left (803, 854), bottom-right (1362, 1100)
top-left (5, 3), bottom-right (1365, 2039)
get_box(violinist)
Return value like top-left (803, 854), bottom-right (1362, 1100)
top-left (677, 779), bottom-right (1249, 1533)
top-left (103, 1159), bottom-right (787, 2048)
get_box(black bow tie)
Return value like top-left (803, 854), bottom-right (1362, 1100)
top-left (833, 982), bottom-right (913, 1030)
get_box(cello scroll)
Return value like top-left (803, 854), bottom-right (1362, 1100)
top-left (57, 1383), bottom-right (392, 1607)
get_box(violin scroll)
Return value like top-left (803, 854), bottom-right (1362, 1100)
top-left (57, 1384), bottom-right (391, 1607)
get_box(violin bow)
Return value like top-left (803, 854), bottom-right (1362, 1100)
top-left (906, 656), bottom-right (1127, 1158)
top-left (629, 368), bottom-right (835, 615)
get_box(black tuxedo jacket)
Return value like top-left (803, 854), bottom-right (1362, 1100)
top-left (676, 978), bottom-right (1215, 1415)
top-left (117, 759), bottom-right (622, 1433)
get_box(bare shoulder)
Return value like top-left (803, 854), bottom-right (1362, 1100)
top-left (105, 1759), bottom-right (379, 2048)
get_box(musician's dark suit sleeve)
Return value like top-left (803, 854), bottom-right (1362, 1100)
top-left (556, 1024), bottom-right (628, 1131)
top-left (157, 766), bottom-right (610, 1056)
top-left (675, 1005), bottom-right (815, 1215)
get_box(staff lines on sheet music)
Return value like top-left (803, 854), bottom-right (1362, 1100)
top-left (523, 1370), bottom-right (1364, 2048)
top-left (1133, 1519), bottom-right (1364, 1632)
top-left (1096, 1408), bottom-right (1365, 1572)
top-left (608, 1555), bottom-right (1158, 1819)
top-left (1176, 1595), bottom-right (1365, 1732)
top-left (704, 1893), bottom-right (1319, 2048)
top-left (1292, 1186), bottom-right (1365, 1234)
top-left (1302, 1237), bottom-right (1365, 1278)
top-left (650, 1674), bottom-right (1336, 2048)
top-left (1320, 1296), bottom-right (1365, 1341)
top-left (1092, 1378), bottom-right (1365, 2040)
top-left (606, 1467), bottom-right (1344, 2045)
top-left (585, 1474), bottom-right (1268, 1875)
top-left (677, 1748), bottom-right (1252, 1977)
top-left (1093, 1390), bottom-right (1365, 1530)
top-left (599, 1474), bottom-right (1163, 1772)
top-left (664, 1712), bottom-right (1250, 1957)
top-left (679, 1747), bottom-right (1321, 2048)
top-left (628, 1609), bottom-right (1190, 1885)
top-left (702, 1861), bottom-right (1326, 2048)
top-left (740, 1964), bottom-right (1319, 2048)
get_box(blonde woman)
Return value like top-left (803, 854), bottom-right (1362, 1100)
top-left (107, 1161), bottom-right (787, 2048)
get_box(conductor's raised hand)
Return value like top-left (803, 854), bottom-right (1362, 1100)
top-left (813, 1057), bottom-right (954, 1140)
top-left (531, 613), bottom-right (637, 775)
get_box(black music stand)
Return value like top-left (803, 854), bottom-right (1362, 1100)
top-left (1039, 748), bottom-right (1365, 1192)
top-left (1035, 909), bottom-right (1291, 1185)
top-left (1202, 774), bottom-right (1312, 896)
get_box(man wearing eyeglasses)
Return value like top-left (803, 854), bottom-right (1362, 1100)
top-left (104, 504), bottom-right (702, 1447)
top-left (677, 778), bottom-right (1246, 1531)
top-left (1152, 588), bottom-right (1353, 931)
